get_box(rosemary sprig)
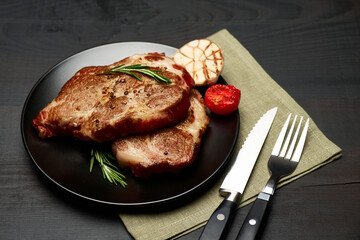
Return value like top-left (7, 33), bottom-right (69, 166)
top-left (90, 148), bottom-right (127, 187)
top-left (100, 64), bottom-right (172, 84)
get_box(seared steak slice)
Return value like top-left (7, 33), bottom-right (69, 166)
top-left (33, 53), bottom-right (194, 142)
top-left (112, 89), bottom-right (209, 177)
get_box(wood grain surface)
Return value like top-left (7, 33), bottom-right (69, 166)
top-left (1, 0), bottom-right (359, 239)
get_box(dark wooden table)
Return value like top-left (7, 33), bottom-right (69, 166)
top-left (1, 0), bottom-right (359, 239)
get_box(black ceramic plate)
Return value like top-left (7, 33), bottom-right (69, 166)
top-left (21, 42), bottom-right (239, 207)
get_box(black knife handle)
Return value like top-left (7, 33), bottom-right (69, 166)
top-left (199, 199), bottom-right (238, 240)
top-left (236, 192), bottom-right (271, 240)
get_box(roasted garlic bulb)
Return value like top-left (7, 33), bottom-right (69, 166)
top-left (173, 39), bottom-right (224, 86)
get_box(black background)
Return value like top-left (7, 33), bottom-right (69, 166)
top-left (0, 1), bottom-right (359, 239)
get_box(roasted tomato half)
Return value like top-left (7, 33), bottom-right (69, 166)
top-left (204, 84), bottom-right (241, 115)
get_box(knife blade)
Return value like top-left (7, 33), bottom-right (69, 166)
top-left (199, 107), bottom-right (278, 240)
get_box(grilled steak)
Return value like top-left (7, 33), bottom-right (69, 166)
top-left (32, 53), bottom-right (194, 142)
top-left (112, 89), bottom-right (209, 177)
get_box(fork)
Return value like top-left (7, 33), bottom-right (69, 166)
top-left (236, 113), bottom-right (310, 240)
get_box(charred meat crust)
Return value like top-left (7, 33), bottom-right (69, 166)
top-left (32, 53), bottom-right (194, 142)
top-left (90, 92), bottom-right (190, 142)
top-left (112, 89), bottom-right (210, 178)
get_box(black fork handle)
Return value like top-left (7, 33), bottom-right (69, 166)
top-left (236, 192), bottom-right (272, 240)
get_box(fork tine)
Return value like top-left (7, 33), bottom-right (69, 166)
top-left (279, 115), bottom-right (298, 157)
top-left (272, 113), bottom-right (292, 156)
top-left (291, 118), bottom-right (310, 162)
top-left (285, 116), bottom-right (303, 159)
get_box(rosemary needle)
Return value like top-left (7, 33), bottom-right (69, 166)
top-left (100, 64), bottom-right (172, 84)
top-left (90, 148), bottom-right (127, 188)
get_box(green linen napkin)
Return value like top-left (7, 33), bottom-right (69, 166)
top-left (119, 29), bottom-right (342, 240)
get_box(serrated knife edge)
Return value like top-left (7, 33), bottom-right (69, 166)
top-left (220, 107), bottom-right (278, 196)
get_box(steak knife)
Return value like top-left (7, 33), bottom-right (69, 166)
top-left (199, 107), bottom-right (278, 240)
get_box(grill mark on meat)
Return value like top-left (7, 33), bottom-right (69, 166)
top-left (144, 55), bottom-right (165, 62)
top-left (112, 89), bottom-right (210, 177)
top-left (32, 53), bottom-right (195, 142)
